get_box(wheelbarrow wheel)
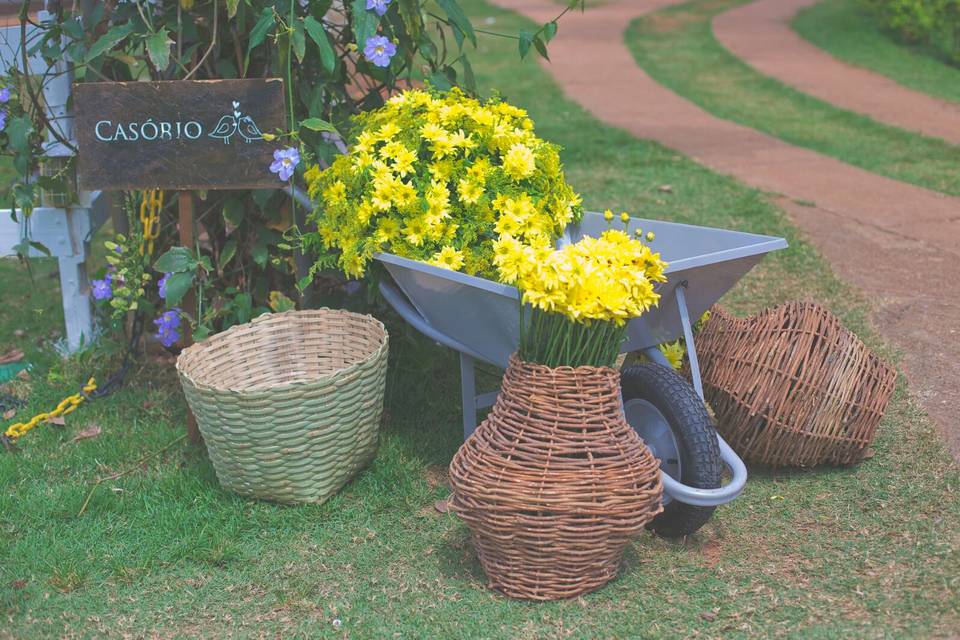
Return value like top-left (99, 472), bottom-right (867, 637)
top-left (620, 364), bottom-right (722, 538)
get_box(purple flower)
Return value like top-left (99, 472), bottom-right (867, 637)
top-left (158, 272), bottom-right (171, 299)
top-left (91, 274), bottom-right (113, 301)
top-left (0, 110), bottom-right (7, 132)
top-left (0, 87), bottom-right (10, 103)
top-left (153, 308), bottom-right (182, 348)
top-left (363, 35), bottom-right (396, 68)
top-left (366, 0), bottom-right (391, 16)
top-left (269, 147), bottom-right (300, 182)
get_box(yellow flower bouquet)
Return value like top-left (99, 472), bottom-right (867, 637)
top-left (303, 88), bottom-right (582, 280)
top-left (503, 226), bottom-right (668, 367)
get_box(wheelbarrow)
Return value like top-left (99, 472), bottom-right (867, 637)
top-left (375, 211), bottom-right (787, 537)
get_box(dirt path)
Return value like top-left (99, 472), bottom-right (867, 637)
top-left (490, 0), bottom-right (960, 458)
top-left (714, 0), bottom-right (960, 145)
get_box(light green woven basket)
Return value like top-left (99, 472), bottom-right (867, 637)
top-left (176, 309), bottom-right (389, 504)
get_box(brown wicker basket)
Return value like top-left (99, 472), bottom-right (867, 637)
top-left (176, 309), bottom-right (388, 504)
top-left (695, 302), bottom-right (896, 467)
top-left (449, 354), bottom-right (663, 601)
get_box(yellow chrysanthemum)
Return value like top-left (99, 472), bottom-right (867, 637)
top-left (502, 143), bottom-right (536, 181)
top-left (457, 178), bottom-right (484, 204)
top-left (659, 341), bottom-right (685, 370)
top-left (428, 246), bottom-right (465, 271)
top-left (323, 181), bottom-right (346, 205)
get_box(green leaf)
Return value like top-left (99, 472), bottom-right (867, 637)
top-left (233, 292), bottom-right (253, 324)
top-left (299, 117), bottom-right (338, 133)
top-left (5, 116), bottom-right (33, 153)
top-left (13, 183), bottom-right (34, 212)
top-left (86, 23), bottom-right (135, 62)
top-left (351, 0), bottom-right (378, 50)
top-left (292, 19), bottom-right (307, 64)
top-left (219, 239), bottom-right (237, 270)
top-left (303, 15), bottom-right (336, 73)
top-left (460, 55), bottom-right (476, 93)
top-left (398, 0), bottom-right (421, 42)
top-left (222, 197), bottom-right (245, 228)
top-left (436, 0), bottom-right (476, 46)
top-left (61, 18), bottom-right (84, 40)
top-left (268, 291), bottom-right (296, 313)
top-left (192, 324), bottom-right (211, 341)
top-left (296, 275), bottom-right (313, 292)
top-left (163, 271), bottom-right (194, 306)
top-left (226, 0), bottom-right (240, 18)
top-left (533, 35), bottom-right (549, 60)
top-left (145, 29), bottom-right (172, 72)
top-left (29, 241), bottom-right (51, 257)
top-left (427, 70), bottom-right (452, 91)
top-left (154, 247), bottom-right (197, 274)
top-left (518, 30), bottom-right (534, 59)
top-left (252, 244), bottom-right (269, 267)
top-left (245, 7), bottom-right (275, 73)
top-left (543, 21), bottom-right (558, 42)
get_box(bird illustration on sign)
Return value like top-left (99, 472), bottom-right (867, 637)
top-left (208, 100), bottom-right (265, 144)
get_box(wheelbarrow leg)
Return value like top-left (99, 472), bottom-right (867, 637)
top-left (459, 352), bottom-right (478, 440)
top-left (458, 352), bottom-right (500, 440)
top-left (675, 282), bottom-right (704, 400)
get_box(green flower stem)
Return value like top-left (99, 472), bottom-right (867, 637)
top-left (520, 308), bottom-right (625, 368)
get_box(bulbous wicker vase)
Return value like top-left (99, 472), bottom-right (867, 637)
top-left (449, 354), bottom-right (664, 601)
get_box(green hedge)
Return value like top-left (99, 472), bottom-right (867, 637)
top-left (862, 0), bottom-right (960, 63)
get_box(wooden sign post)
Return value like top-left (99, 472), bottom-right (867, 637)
top-left (75, 78), bottom-right (288, 444)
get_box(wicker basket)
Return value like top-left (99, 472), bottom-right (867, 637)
top-left (176, 309), bottom-right (389, 504)
top-left (695, 303), bottom-right (896, 467)
top-left (449, 354), bottom-right (663, 601)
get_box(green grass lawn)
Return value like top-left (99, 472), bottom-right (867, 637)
top-left (793, 0), bottom-right (960, 104)
top-left (624, 0), bottom-right (960, 198)
top-left (1, 0), bottom-right (958, 636)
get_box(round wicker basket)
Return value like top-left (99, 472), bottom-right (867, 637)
top-left (449, 354), bottom-right (663, 601)
top-left (176, 309), bottom-right (389, 504)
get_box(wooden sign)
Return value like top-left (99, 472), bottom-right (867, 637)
top-left (75, 79), bottom-right (287, 191)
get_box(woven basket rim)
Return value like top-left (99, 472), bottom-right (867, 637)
top-left (507, 353), bottom-right (620, 377)
top-left (175, 308), bottom-right (388, 395)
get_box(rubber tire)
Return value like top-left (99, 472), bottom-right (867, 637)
top-left (620, 363), bottom-right (722, 538)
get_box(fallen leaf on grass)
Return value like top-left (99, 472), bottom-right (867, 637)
top-left (15, 370), bottom-right (30, 381)
top-left (13, 329), bottom-right (25, 338)
top-left (0, 348), bottom-right (24, 364)
top-left (71, 424), bottom-right (102, 442)
top-left (47, 416), bottom-right (66, 426)
top-left (434, 497), bottom-right (451, 513)
top-left (3, 409), bottom-right (16, 420)
top-left (701, 611), bottom-right (717, 622)
top-left (10, 579), bottom-right (26, 589)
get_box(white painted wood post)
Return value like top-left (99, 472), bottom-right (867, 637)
top-left (0, 12), bottom-right (108, 352)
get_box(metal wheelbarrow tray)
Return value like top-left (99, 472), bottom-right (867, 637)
top-left (376, 211), bottom-right (787, 536)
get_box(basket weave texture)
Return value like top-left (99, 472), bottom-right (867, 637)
top-left (449, 354), bottom-right (663, 601)
top-left (176, 309), bottom-right (388, 504)
top-left (695, 303), bottom-right (896, 467)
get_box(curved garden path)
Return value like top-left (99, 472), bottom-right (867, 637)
top-left (714, 0), bottom-right (960, 145)
top-left (491, 0), bottom-right (960, 458)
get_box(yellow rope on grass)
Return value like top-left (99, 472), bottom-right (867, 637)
top-left (3, 378), bottom-right (97, 441)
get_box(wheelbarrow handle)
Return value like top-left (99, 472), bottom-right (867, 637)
top-left (659, 435), bottom-right (748, 507)
top-left (379, 280), bottom-right (491, 364)
top-left (643, 345), bottom-right (748, 507)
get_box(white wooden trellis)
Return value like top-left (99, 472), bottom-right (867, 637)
top-left (0, 10), bottom-right (109, 352)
